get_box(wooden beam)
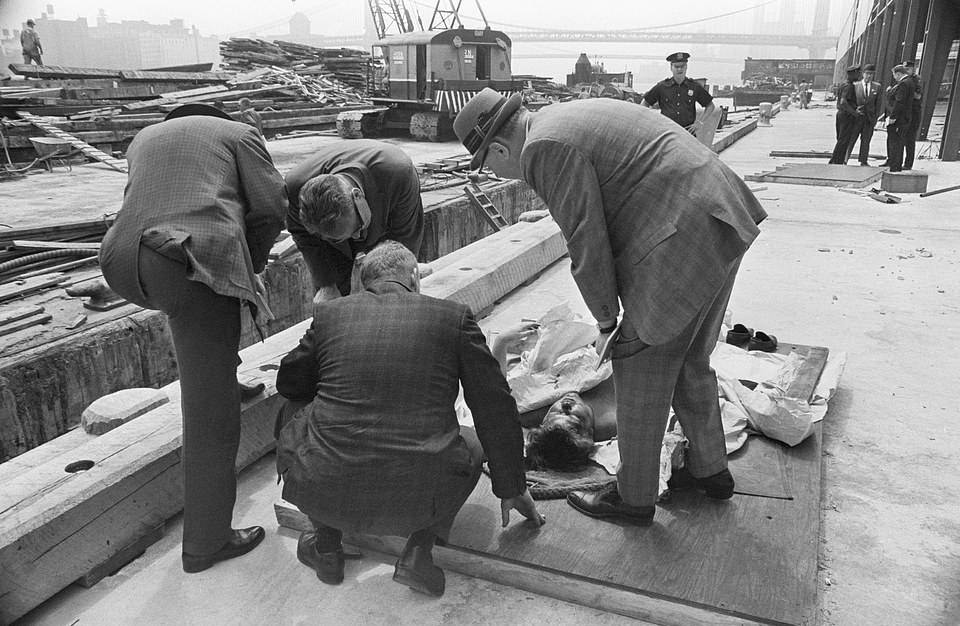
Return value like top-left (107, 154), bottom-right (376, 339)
top-left (273, 503), bottom-right (765, 626)
top-left (0, 219), bottom-right (565, 623)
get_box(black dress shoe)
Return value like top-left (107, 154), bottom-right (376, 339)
top-left (238, 380), bottom-right (265, 401)
top-left (182, 526), bottom-right (265, 573)
top-left (668, 467), bottom-right (735, 499)
top-left (566, 487), bottom-right (655, 525)
top-left (394, 544), bottom-right (445, 596)
top-left (297, 531), bottom-right (345, 585)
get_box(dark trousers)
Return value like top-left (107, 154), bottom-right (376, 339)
top-left (846, 118), bottom-right (876, 164)
top-left (886, 123), bottom-right (908, 172)
top-left (903, 117), bottom-right (920, 170)
top-left (829, 114), bottom-right (859, 164)
top-left (137, 246), bottom-right (243, 556)
top-left (277, 401), bottom-right (483, 542)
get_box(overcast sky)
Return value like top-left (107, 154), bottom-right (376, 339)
top-left (2, 0), bottom-right (852, 38)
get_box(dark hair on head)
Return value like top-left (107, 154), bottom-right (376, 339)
top-left (525, 424), bottom-right (594, 471)
top-left (359, 240), bottom-right (417, 287)
top-left (298, 174), bottom-right (353, 233)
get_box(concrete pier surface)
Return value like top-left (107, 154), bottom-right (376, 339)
top-left (11, 104), bottom-right (960, 625)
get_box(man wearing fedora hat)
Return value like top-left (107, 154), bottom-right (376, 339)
top-left (829, 64), bottom-right (862, 164)
top-left (454, 89), bottom-right (767, 526)
top-left (20, 19), bottom-right (43, 65)
top-left (642, 52), bottom-right (716, 136)
top-left (100, 103), bottom-right (287, 573)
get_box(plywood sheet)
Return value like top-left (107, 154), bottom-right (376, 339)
top-left (745, 162), bottom-right (884, 188)
top-left (443, 344), bottom-right (828, 625)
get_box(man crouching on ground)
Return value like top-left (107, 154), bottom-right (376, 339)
top-left (275, 240), bottom-right (543, 596)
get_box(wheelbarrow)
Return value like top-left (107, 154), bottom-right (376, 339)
top-left (28, 136), bottom-right (76, 172)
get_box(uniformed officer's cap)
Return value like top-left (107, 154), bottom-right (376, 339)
top-left (845, 64), bottom-right (861, 74)
top-left (862, 63), bottom-right (876, 72)
top-left (26, 19), bottom-right (35, 26)
top-left (666, 52), bottom-right (690, 63)
top-left (903, 60), bottom-right (916, 67)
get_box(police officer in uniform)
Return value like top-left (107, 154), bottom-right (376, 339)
top-left (642, 52), bottom-right (716, 137)
top-left (829, 64), bottom-right (861, 165)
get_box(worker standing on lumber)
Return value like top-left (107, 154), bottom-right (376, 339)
top-left (902, 59), bottom-right (923, 170)
top-left (99, 103), bottom-right (287, 573)
top-left (275, 241), bottom-right (543, 595)
top-left (20, 19), bottom-right (43, 66)
top-left (284, 139), bottom-right (425, 303)
top-left (642, 52), bottom-right (716, 137)
top-left (454, 89), bottom-right (767, 526)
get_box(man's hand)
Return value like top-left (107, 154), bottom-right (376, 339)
top-left (500, 488), bottom-right (545, 528)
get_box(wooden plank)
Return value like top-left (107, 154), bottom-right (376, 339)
top-left (0, 273), bottom-right (68, 303)
top-left (273, 504), bottom-right (764, 626)
top-left (0, 305), bottom-right (44, 326)
top-left (7, 64), bottom-right (122, 79)
top-left (422, 219), bottom-right (566, 316)
top-left (0, 222), bottom-right (564, 623)
top-left (118, 70), bottom-right (233, 83)
top-left (0, 312), bottom-right (52, 337)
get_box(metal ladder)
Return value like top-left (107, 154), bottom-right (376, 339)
top-left (463, 183), bottom-right (509, 231)
top-left (17, 111), bottom-right (128, 173)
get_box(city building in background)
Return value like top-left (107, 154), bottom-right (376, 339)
top-left (1, 6), bottom-right (219, 71)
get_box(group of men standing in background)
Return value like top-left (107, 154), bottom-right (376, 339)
top-left (829, 60), bottom-right (923, 172)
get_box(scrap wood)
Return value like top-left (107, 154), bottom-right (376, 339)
top-left (839, 187), bottom-right (902, 204)
top-left (11, 240), bottom-right (101, 251)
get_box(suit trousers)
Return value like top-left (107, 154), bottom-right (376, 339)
top-left (136, 246), bottom-right (243, 556)
top-left (612, 257), bottom-right (741, 507)
top-left (903, 115), bottom-right (920, 170)
top-left (846, 118), bottom-right (875, 164)
top-left (278, 401), bottom-right (483, 543)
top-left (886, 123), bottom-right (908, 172)
top-left (829, 114), bottom-right (859, 164)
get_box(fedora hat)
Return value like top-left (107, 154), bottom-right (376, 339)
top-left (454, 88), bottom-right (523, 170)
top-left (164, 103), bottom-right (233, 122)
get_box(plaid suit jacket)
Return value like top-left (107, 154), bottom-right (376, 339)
top-left (275, 281), bottom-right (526, 536)
top-left (520, 98), bottom-right (767, 345)
top-left (100, 116), bottom-right (287, 307)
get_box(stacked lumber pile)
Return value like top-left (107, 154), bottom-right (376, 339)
top-left (219, 38), bottom-right (377, 92)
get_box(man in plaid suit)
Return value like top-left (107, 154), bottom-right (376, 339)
top-left (100, 104), bottom-right (287, 572)
top-left (275, 241), bottom-right (542, 596)
top-left (454, 89), bottom-right (767, 526)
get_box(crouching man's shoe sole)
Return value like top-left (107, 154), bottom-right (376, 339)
top-left (182, 526), bottom-right (265, 573)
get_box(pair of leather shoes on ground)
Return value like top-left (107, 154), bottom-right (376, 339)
top-left (567, 468), bottom-right (736, 524)
top-left (182, 526), bottom-right (265, 573)
top-left (725, 323), bottom-right (778, 352)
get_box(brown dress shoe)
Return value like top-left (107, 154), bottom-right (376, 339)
top-left (182, 526), bottom-right (265, 573)
top-left (394, 544), bottom-right (445, 596)
top-left (297, 531), bottom-right (344, 585)
top-left (566, 488), bottom-right (655, 525)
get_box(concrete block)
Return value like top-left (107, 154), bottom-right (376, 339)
top-left (881, 170), bottom-right (928, 193)
top-left (81, 388), bottom-right (169, 435)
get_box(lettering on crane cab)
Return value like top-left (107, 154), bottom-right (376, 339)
top-left (392, 50), bottom-right (405, 65)
top-left (463, 48), bottom-right (474, 64)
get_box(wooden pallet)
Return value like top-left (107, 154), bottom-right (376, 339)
top-left (16, 111), bottom-right (129, 173)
